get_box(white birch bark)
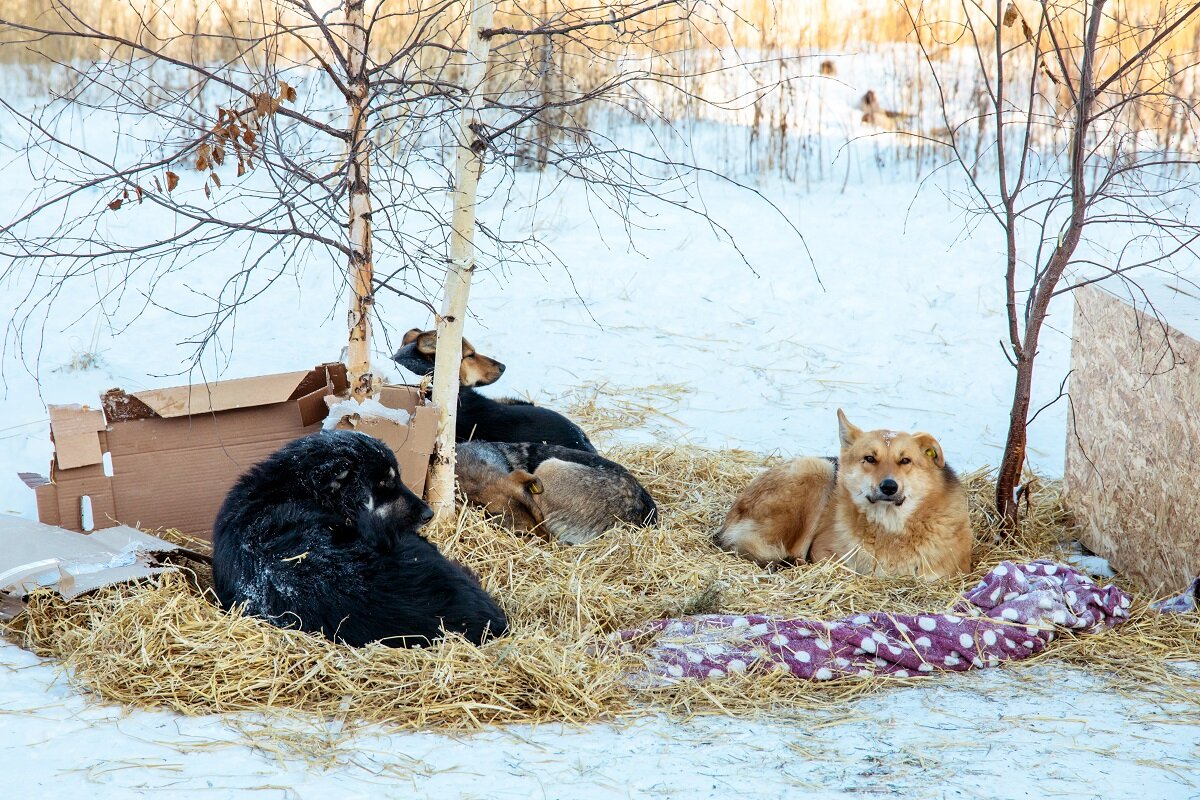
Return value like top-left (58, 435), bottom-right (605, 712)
top-left (344, 0), bottom-right (377, 401)
top-left (427, 0), bottom-right (497, 518)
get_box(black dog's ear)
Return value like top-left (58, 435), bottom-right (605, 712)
top-left (414, 330), bottom-right (438, 355)
top-left (306, 456), bottom-right (355, 504)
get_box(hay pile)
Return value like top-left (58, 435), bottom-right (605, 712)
top-left (7, 396), bottom-right (1200, 729)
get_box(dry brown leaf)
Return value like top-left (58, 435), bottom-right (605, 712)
top-left (166, 171), bottom-right (179, 192)
top-left (1002, 3), bottom-right (1018, 27)
top-left (107, 197), bottom-right (122, 211)
top-left (210, 171), bottom-right (222, 189)
top-left (279, 80), bottom-right (297, 103)
top-left (254, 92), bottom-right (278, 117)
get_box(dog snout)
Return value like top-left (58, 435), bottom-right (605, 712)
top-left (879, 478), bottom-right (899, 497)
top-left (496, 361), bottom-right (506, 375)
top-left (416, 501), bottom-right (434, 526)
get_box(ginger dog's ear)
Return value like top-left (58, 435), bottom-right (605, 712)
top-left (401, 328), bottom-right (424, 346)
top-left (837, 408), bottom-right (863, 450)
top-left (516, 470), bottom-right (544, 496)
top-left (511, 470), bottom-right (546, 526)
top-left (913, 433), bottom-right (945, 468)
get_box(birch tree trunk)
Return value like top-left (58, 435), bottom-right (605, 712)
top-left (427, 0), bottom-right (497, 518)
top-left (345, 0), bottom-right (377, 401)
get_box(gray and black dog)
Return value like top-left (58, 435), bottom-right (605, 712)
top-left (456, 440), bottom-right (658, 545)
top-left (212, 430), bottom-right (507, 648)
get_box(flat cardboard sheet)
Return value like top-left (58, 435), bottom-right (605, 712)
top-left (0, 515), bottom-right (180, 616)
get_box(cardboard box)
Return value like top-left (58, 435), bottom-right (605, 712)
top-left (1065, 283), bottom-right (1200, 595)
top-left (27, 364), bottom-right (438, 540)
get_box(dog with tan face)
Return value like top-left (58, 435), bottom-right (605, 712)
top-left (716, 410), bottom-right (972, 579)
top-left (392, 328), bottom-right (596, 453)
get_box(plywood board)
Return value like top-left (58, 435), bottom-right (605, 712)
top-left (1065, 283), bottom-right (1200, 595)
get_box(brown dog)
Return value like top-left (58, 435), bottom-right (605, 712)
top-left (716, 410), bottom-right (972, 579)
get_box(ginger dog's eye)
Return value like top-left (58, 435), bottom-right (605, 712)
top-left (898, 457), bottom-right (911, 465)
top-left (863, 455), bottom-right (877, 464)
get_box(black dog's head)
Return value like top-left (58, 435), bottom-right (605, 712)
top-left (278, 430), bottom-right (433, 533)
top-left (391, 327), bottom-right (505, 388)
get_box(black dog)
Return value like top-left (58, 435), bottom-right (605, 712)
top-left (392, 327), bottom-right (596, 453)
top-left (211, 430), bottom-right (507, 648)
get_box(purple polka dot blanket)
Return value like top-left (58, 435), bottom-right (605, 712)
top-left (616, 560), bottom-right (1140, 686)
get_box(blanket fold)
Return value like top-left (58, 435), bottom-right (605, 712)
top-left (617, 560), bottom-right (1134, 686)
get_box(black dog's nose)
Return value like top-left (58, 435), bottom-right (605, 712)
top-left (417, 503), bottom-right (434, 525)
top-left (879, 478), bottom-right (899, 496)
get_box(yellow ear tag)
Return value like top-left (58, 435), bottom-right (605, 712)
top-left (529, 481), bottom-right (543, 494)
top-left (924, 447), bottom-right (938, 459)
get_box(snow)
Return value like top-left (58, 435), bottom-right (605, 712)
top-left (322, 397), bottom-right (412, 430)
top-left (2, 58), bottom-right (1199, 799)
top-left (4, 642), bottom-right (1198, 798)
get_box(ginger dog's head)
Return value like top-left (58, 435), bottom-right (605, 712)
top-left (392, 328), bottom-right (506, 387)
top-left (473, 469), bottom-right (547, 532)
top-left (835, 409), bottom-right (948, 532)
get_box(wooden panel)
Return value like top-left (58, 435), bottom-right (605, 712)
top-left (1065, 284), bottom-right (1200, 595)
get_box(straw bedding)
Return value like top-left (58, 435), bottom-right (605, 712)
top-left (6, 404), bottom-right (1200, 729)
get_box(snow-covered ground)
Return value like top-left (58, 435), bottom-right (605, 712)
top-left (3, 56), bottom-right (1199, 796)
top-left (5, 641), bottom-right (1199, 798)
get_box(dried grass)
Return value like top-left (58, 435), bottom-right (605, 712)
top-left (5, 394), bottom-right (1200, 729)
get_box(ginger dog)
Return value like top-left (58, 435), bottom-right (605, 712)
top-left (717, 410), bottom-right (972, 579)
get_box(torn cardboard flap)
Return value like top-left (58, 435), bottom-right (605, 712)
top-left (132, 369), bottom-right (316, 418)
top-left (0, 515), bottom-right (180, 613)
top-left (47, 404), bottom-right (106, 469)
